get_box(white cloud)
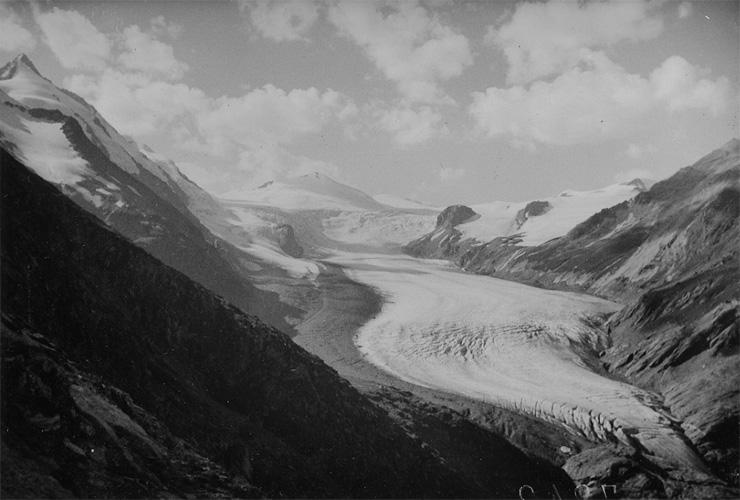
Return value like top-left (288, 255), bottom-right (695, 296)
top-left (678, 2), bottom-right (693, 19)
top-left (0, 4), bottom-right (37, 53)
top-left (68, 70), bottom-right (354, 153)
top-left (469, 52), bottom-right (730, 148)
top-left (627, 143), bottom-right (644, 159)
top-left (35, 7), bottom-right (111, 70)
top-left (488, 0), bottom-right (663, 85)
top-left (198, 85), bottom-right (356, 155)
top-left (242, 0), bottom-right (320, 42)
top-left (625, 143), bottom-right (657, 160)
top-left (376, 104), bottom-right (446, 145)
top-left (438, 165), bottom-right (465, 182)
top-left (118, 24), bottom-right (189, 80)
top-left (150, 15), bottom-right (182, 38)
top-left (650, 55), bottom-right (730, 115)
top-left (328, 1), bottom-right (472, 103)
top-left (66, 70), bottom-right (207, 138)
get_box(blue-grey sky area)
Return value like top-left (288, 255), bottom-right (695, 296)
top-left (1, 0), bottom-right (738, 205)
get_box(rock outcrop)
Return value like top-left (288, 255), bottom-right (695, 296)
top-left (515, 200), bottom-right (552, 228)
top-left (436, 205), bottom-right (478, 228)
top-left (274, 223), bottom-right (304, 258)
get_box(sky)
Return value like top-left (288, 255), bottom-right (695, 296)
top-left (1, 0), bottom-right (738, 205)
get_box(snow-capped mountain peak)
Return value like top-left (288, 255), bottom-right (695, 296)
top-left (0, 53), bottom-right (42, 80)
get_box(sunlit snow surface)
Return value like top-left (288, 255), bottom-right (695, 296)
top-left (461, 183), bottom-right (641, 246)
top-left (0, 115), bottom-right (90, 184)
top-left (328, 251), bottom-right (707, 471)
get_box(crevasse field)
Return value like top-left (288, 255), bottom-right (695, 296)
top-left (326, 251), bottom-right (707, 471)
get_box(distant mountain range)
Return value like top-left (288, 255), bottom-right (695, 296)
top-left (1, 53), bottom-right (737, 498)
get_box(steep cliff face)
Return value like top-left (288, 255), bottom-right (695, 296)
top-left (407, 139), bottom-right (740, 487)
top-left (0, 148), bottom-right (492, 498)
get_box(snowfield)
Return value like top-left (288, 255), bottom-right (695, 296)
top-left (461, 183), bottom-right (643, 246)
top-left (0, 114), bottom-right (90, 185)
top-left (327, 251), bottom-right (709, 472)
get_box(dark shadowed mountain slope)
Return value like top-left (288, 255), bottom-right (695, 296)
top-left (1, 148), bottom-right (576, 498)
top-left (408, 139), bottom-right (740, 487)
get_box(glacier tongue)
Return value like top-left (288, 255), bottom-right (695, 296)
top-left (329, 252), bottom-right (709, 474)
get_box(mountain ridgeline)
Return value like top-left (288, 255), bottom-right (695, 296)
top-left (406, 139), bottom-right (740, 486)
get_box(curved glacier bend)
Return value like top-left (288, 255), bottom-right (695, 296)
top-left (330, 252), bottom-right (709, 473)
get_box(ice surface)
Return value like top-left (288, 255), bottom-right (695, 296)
top-left (328, 251), bottom-right (708, 471)
top-left (323, 211), bottom-right (436, 248)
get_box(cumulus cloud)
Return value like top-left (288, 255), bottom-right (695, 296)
top-left (650, 55), bottom-right (730, 114)
top-left (625, 143), bottom-right (657, 160)
top-left (328, 0), bottom-right (472, 103)
top-left (35, 7), bottom-right (111, 70)
top-left (0, 4), bottom-right (37, 53)
top-left (150, 15), bottom-right (182, 38)
top-left (488, 0), bottom-right (663, 85)
top-left (197, 85), bottom-right (357, 155)
top-left (68, 70), bottom-right (355, 151)
top-left (66, 70), bottom-right (207, 138)
top-left (678, 2), bottom-right (693, 19)
top-left (438, 165), bottom-right (465, 182)
top-left (118, 25), bottom-right (189, 80)
top-left (242, 0), bottom-right (320, 42)
top-left (376, 104), bottom-right (446, 145)
top-left (469, 52), bottom-right (730, 148)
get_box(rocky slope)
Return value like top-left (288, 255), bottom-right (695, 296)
top-left (407, 139), bottom-right (740, 488)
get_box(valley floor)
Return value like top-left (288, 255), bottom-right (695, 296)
top-left (295, 252), bottom-right (711, 475)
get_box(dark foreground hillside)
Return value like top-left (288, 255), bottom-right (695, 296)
top-left (0, 148), bottom-right (574, 498)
